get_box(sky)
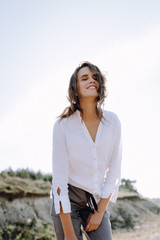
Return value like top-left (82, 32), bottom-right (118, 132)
top-left (0, 0), bottom-right (160, 198)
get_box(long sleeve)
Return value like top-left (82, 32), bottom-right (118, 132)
top-left (101, 117), bottom-right (122, 202)
top-left (52, 119), bottom-right (71, 214)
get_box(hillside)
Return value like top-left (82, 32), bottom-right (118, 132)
top-left (0, 173), bottom-right (160, 240)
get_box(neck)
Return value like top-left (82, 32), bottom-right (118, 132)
top-left (79, 99), bottom-right (98, 121)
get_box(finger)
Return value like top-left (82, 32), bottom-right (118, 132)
top-left (87, 223), bottom-right (99, 231)
top-left (87, 227), bottom-right (94, 232)
top-left (86, 227), bottom-right (92, 232)
top-left (85, 224), bottom-right (96, 232)
top-left (85, 224), bottom-right (92, 232)
top-left (85, 224), bottom-right (90, 230)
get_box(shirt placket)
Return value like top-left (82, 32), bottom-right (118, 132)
top-left (81, 121), bottom-right (101, 195)
top-left (92, 144), bottom-right (99, 194)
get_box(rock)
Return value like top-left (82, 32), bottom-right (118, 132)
top-left (33, 197), bottom-right (53, 224)
top-left (0, 196), bottom-right (53, 231)
top-left (0, 205), bottom-right (6, 230)
top-left (0, 197), bottom-right (36, 228)
top-left (108, 198), bottom-right (160, 230)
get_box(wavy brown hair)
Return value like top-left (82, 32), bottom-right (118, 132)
top-left (58, 61), bottom-right (107, 120)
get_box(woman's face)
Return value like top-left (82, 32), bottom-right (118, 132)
top-left (76, 67), bottom-right (99, 100)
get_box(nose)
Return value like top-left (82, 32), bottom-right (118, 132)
top-left (89, 77), bottom-right (96, 83)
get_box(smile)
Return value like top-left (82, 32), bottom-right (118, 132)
top-left (87, 85), bottom-right (97, 89)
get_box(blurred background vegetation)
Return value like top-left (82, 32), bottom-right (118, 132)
top-left (0, 168), bottom-right (138, 192)
top-left (0, 168), bottom-right (52, 182)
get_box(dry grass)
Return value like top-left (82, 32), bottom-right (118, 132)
top-left (118, 189), bottom-right (140, 199)
top-left (0, 175), bottom-right (51, 199)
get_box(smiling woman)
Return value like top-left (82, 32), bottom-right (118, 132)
top-left (77, 67), bottom-right (100, 100)
top-left (58, 61), bottom-right (107, 120)
top-left (50, 61), bottom-right (122, 240)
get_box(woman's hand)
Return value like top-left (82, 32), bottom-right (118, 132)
top-left (65, 234), bottom-right (78, 240)
top-left (85, 211), bottom-right (104, 232)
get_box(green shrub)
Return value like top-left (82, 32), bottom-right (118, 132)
top-left (0, 168), bottom-right (52, 183)
top-left (120, 178), bottom-right (137, 192)
top-left (0, 220), bottom-right (55, 240)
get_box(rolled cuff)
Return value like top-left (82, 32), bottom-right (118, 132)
top-left (101, 183), bottom-right (119, 203)
top-left (54, 195), bottom-right (71, 214)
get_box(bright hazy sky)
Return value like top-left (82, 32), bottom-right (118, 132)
top-left (0, 0), bottom-right (160, 198)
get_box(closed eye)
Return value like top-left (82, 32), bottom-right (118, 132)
top-left (80, 74), bottom-right (98, 81)
top-left (93, 74), bottom-right (98, 80)
top-left (80, 74), bottom-right (88, 81)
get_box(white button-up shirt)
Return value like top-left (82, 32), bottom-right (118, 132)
top-left (52, 109), bottom-right (122, 214)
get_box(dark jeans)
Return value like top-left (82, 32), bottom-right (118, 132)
top-left (50, 184), bottom-right (112, 240)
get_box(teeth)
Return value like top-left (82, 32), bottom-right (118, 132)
top-left (88, 86), bottom-right (96, 89)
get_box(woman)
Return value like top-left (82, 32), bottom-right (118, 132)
top-left (51, 61), bottom-right (122, 240)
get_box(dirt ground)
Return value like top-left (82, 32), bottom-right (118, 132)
top-left (112, 215), bottom-right (160, 240)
